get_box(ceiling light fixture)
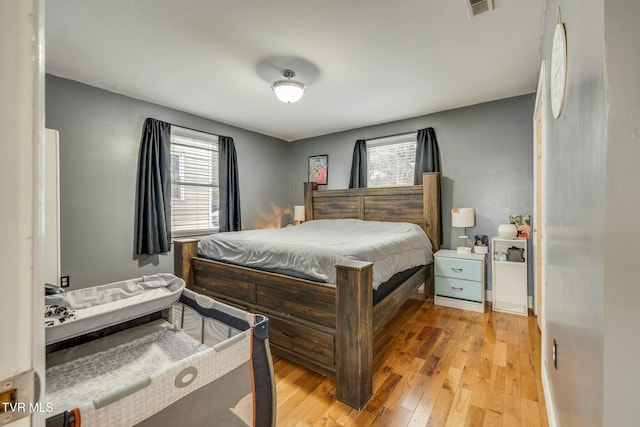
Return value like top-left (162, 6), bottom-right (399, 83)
top-left (271, 69), bottom-right (306, 103)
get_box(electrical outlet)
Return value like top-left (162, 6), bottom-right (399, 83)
top-left (60, 275), bottom-right (70, 288)
top-left (552, 338), bottom-right (558, 369)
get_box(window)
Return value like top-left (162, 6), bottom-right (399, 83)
top-left (170, 126), bottom-right (219, 236)
top-left (366, 133), bottom-right (417, 187)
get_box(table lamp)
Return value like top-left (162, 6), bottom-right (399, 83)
top-left (294, 205), bottom-right (305, 225)
top-left (451, 208), bottom-right (475, 254)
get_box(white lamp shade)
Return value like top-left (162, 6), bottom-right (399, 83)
top-left (451, 208), bottom-right (475, 228)
top-left (272, 80), bottom-right (305, 103)
top-left (294, 205), bottom-right (305, 222)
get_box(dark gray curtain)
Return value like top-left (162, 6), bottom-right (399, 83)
top-left (414, 127), bottom-right (441, 184)
top-left (135, 118), bottom-right (172, 255)
top-left (414, 126), bottom-right (442, 244)
top-left (218, 136), bottom-right (241, 232)
top-left (348, 139), bottom-right (367, 188)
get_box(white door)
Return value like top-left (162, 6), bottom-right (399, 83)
top-left (0, 1), bottom-right (45, 426)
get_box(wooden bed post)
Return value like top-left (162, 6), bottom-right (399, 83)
top-left (335, 260), bottom-right (374, 410)
top-left (423, 172), bottom-right (441, 252)
top-left (303, 182), bottom-right (317, 221)
top-left (173, 239), bottom-right (199, 288)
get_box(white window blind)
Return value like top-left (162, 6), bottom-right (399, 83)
top-left (367, 133), bottom-right (417, 187)
top-left (170, 127), bottom-right (219, 236)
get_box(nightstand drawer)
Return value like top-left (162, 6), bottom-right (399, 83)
top-left (434, 256), bottom-right (482, 281)
top-left (435, 277), bottom-right (482, 302)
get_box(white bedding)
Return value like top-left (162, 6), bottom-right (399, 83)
top-left (198, 219), bottom-right (432, 290)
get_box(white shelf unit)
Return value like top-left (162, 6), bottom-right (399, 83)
top-left (491, 237), bottom-right (528, 316)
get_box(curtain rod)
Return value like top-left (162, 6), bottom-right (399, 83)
top-left (366, 130), bottom-right (417, 142)
top-left (170, 122), bottom-right (222, 138)
top-left (153, 118), bottom-right (227, 139)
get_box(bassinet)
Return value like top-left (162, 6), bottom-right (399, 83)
top-left (44, 273), bottom-right (275, 427)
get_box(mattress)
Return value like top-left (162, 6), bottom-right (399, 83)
top-left (198, 218), bottom-right (432, 289)
top-left (46, 320), bottom-right (209, 415)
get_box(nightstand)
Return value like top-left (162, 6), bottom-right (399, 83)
top-left (434, 249), bottom-right (486, 313)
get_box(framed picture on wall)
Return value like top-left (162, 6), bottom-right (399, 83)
top-left (509, 214), bottom-right (531, 238)
top-left (308, 154), bottom-right (328, 185)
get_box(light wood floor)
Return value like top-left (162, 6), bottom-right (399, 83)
top-left (273, 295), bottom-right (548, 426)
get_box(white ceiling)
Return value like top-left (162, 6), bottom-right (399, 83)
top-left (45, 0), bottom-right (545, 142)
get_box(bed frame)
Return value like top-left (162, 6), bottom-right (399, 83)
top-left (173, 172), bottom-right (441, 409)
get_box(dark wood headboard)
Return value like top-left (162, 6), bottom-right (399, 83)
top-left (304, 172), bottom-right (441, 251)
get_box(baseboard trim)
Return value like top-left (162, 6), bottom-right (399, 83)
top-left (484, 291), bottom-right (534, 309)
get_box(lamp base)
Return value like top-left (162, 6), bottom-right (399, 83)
top-left (456, 246), bottom-right (472, 254)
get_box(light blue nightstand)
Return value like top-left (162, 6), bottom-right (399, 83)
top-left (434, 249), bottom-right (486, 313)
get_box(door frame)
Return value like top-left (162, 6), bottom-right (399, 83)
top-left (533, 61), bottom-right (547, 349)
top-left (0, 1), bottom-right (45, 425)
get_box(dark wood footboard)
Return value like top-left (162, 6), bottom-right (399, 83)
top-left (174, 240), bottom-right (382, 408)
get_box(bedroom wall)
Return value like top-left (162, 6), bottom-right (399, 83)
top-left (540, 1), bottom-right (606, 424)
top-left (540, 0), bottom-right (640, 426)
top-left (288, 94), bottom-right (535, 295)
top-left (45, 75), bottom-right (290, 289)
top-left (602, 2), bottom-right (640, 425)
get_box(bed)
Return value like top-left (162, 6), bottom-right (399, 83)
top-left (174, 172), bottom-right (441, 409)
top-left (44, 274), bottom-right (275, 427)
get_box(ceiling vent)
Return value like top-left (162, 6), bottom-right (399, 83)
top-left (466, 0), bottom-right (494, 18)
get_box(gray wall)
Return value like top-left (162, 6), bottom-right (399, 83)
top-left (541, 0), bottom-right (640, 426)
top-left (289, 95), bottom-right (535, 294)
top-left (46, 75), bottom-right (290, 289)
top-left (603, 2), bottom-right (640, 425)
top-left (540, 1), bottom-right (606, 425)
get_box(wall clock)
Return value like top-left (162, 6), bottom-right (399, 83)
top-left (550, 9), bottom-right (567, 119)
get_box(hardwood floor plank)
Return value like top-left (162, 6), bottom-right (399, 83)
top-left (351, 372), bottom-right (403, 426)
top-left (385, 405), bottom-right (415, 427)
top-left (459, 366), bottom-right (477, 391)
top-left (477, 356), bottom-right (493, 381)
top-left (494, 342), bottom-right (508, 367)
top-left (503, 372), bottom-right (521, 423)
top-left (311, 398), bottom-right (354, 427)
top-left (408, 354), bottom-right (449, 424)
top-left (276, 365), bottom-right (326, 423)
top-left (417, 326), bottom-right (443, 358)
top-left (483, 409), bottom-right (504, 427)
top-left (465, 405), bottom-right (486, 427)
top-left (273, 295), bottom-right (549, 427)
top-left (445, 386), bottom-right (472, 427)
top-left (443, 366), bottom-right (462, 393)
top-left (426, 388), bottom-right (454, 427)
top-left (279, 378), bottom-right (337, 426)
top-left (503, 413), bottom-right (521, 427)
top-left (520, 398), bottom-right (541, 427)
top-left (519, 351), bottom-right (535, 377)
top-left (385, 357), bottom-right (426, 411)
top-left (520, 373), bottom-right (538, 402)
top-left (481, 338), bottom-right (495, 361)
top-left (470, 376), bottom-right (490, 409)
top-left (486, 365), bottom-right (507, 414)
